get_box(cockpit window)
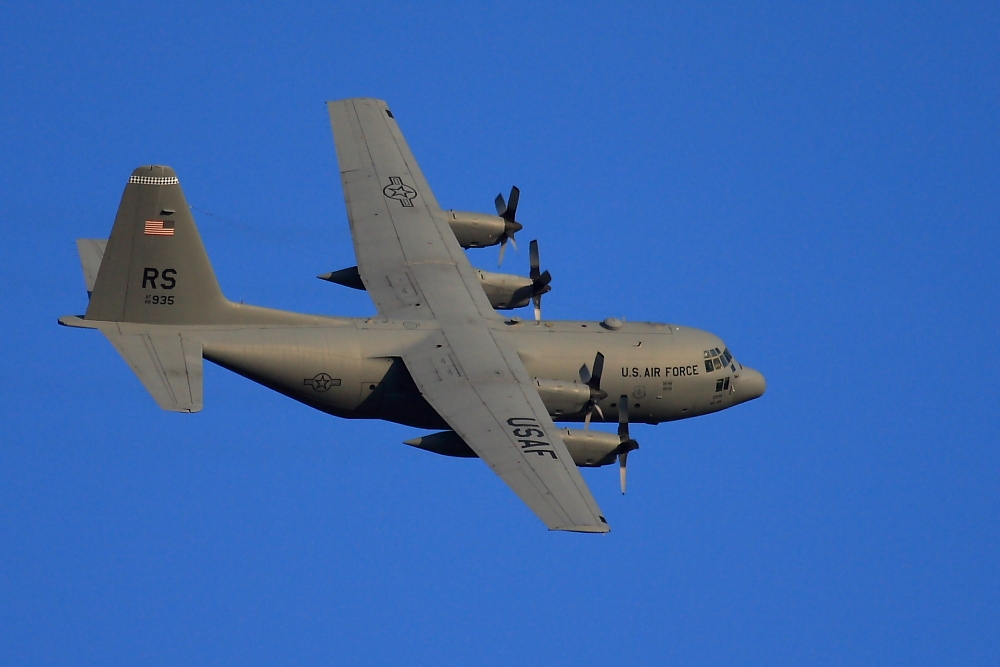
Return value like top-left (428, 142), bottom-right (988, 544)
top-left (703, 347), bottom-right (735, 373)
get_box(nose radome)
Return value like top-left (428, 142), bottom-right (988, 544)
top-left (736, 367), bottom-right (766, 402)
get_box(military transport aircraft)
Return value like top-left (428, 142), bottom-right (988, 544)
top-left (61, 98), bottom-right (765, 533)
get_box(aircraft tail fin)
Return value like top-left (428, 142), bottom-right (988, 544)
top-left (85, 165), bottom-right (229, 325)
top-left (64, 165), bottom-right (327, 412)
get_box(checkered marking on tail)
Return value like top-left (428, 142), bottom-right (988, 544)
top-left (129, 175), bottom-right (179, 185)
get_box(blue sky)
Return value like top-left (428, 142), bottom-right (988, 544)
top-left (2, 2), bottom-right (998, 665)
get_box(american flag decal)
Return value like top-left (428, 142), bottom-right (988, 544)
top-left (144, 220), bottom-right (175, 236)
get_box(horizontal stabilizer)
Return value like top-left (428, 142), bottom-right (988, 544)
top-left (101, 328), bottom-right (204, 413)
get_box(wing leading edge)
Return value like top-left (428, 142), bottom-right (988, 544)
top-left (328, 98), bottom-right (609, 532)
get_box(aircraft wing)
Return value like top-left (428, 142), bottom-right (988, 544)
top-left (327, 98), bottom-right (609, 532)
top-left (327, 98), bottom-right (496, 321)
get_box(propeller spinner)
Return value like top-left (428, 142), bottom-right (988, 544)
top-left (494, 186), bottom-right (523, 267)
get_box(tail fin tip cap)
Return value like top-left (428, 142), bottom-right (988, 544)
top-left (129, 165), bottom-right (179, 185)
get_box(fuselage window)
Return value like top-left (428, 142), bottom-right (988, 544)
top-left (714, 377), bottom-right (730, 392)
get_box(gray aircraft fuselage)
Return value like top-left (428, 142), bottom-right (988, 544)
top-left (196, 310), bottom-right (765, 430)
top-left (67, 109), bottom-right (768, 528)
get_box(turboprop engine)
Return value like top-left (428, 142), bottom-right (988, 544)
top-left (445, 210), bottom-right (510, 248)
top-left (318, 265), bottom-right (545, 312)
top-left (403, 388), bottom-right (642, 493)
top-left (531, 379), bottom-right (591, 418)
top-left (445, 185), bottom-right (523, 260)
top-left (475, 269), bottom-right (535, 309)
top-left (319, 241), bottom-right (552, 319)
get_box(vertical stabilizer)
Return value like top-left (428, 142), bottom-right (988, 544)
top-left (86, 165), bottom-right (228, 324)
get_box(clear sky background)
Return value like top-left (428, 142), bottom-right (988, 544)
top-left (2, 2), bottom-right (998, 665)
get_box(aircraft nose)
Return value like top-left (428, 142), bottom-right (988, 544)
top-left (735, 367), bottom-right (766, 403)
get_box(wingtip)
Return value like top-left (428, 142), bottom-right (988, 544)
top-left (552, 521), bottom-right (611, 534)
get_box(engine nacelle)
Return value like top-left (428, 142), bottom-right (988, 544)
top-left (403, 427), bottom-right (621, 468)
top-left (476, 269), bottom-right (534, 310)
top-left (320, 265), bottom-right (545, 313)
top-left (444, 210), bottom-right (507, 248)
top-left (558, 428), bottom-right (622, 467)
top-left (532, 379), bottom-right (591, 417)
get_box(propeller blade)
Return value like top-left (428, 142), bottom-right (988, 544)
top-left (529, 239), bottom-right (550, 322)
top-left (591, 352), bottom-right (605, 390)
top-left (620, 452), bottom-right (630, 494)
top-left (495, 187), bottom-right (522, 267)
top-left (495, 192), bottom-right (507, 217)
top-left (617, 394), bottom-right (639, 494)
top-left (505, 186), bottom-right (520, 221)
top-left (618, 394), bottom-right (630, 439)
top-left (531, 273), bottom-right (551, 321)
top-left (580, 352), bottom-right (608, 429)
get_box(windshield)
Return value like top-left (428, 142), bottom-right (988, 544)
top-left (703, 347), bottom-right (735, 373)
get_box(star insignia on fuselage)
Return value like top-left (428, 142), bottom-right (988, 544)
top-left (304, 373), bottom-right (339, 392)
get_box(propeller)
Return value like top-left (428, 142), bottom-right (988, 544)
top-left (494, 186), bottom-right (523, 267)
top-left (579, 351), bottom-right (608, 429)
top-left (528, 240), bottom-right (552, 321)
top-left (617, 395), bottom-right (640, 494)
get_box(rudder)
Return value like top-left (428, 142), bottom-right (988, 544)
top-left (86, 165), bottom-right (228, 325)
